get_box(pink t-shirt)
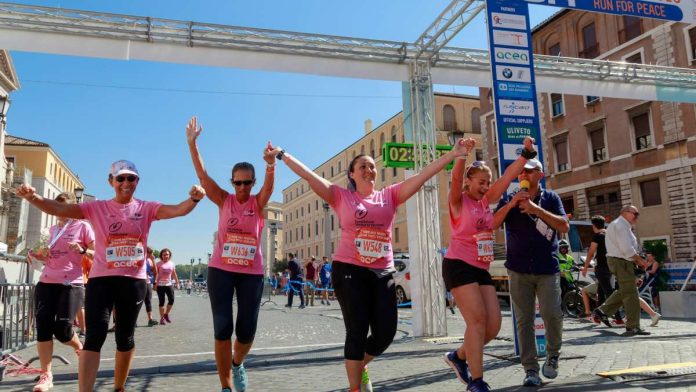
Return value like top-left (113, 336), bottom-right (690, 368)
top-left (80, 199), bottom-right (161, 280)
top-left (445, 194), bottom-right (494, 270)
top-left (330, 183), bottom-right (402, 270)
top-left (156, 260), bottom-right (175, 286)
top-left (210, 194), bottom-right (264, 275)
top-left (39, 220), bottom-right (95, 285)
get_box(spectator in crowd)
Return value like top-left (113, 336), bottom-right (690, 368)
top-left (593, 206), bottom-right (650, 336)
top-left (319, 256), bottom-right (332, 305)
top-left (286, 253), bottom-right (305, 309)
top-left (304, 256), bottom-right (318, 306)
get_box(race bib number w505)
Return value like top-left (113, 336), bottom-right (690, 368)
top-left (106, 235), bottom-right (144, 269)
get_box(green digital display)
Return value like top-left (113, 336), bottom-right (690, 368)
top-left (382, 142), bottom-right (454, 170)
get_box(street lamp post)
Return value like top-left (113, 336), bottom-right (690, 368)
top-left (74, 187), bottom-right (84, 203)
top-left (197, 257), bottom-right (202, 276)
top-left (323, 202), bottom-right (331, 258)
top-left (269, 222), bottom-right (278, 274)
top-left (0, 96), bottom-right (10, 123)
top-left (189, 258), bottom-right (194, 284)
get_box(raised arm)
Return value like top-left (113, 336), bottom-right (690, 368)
top-left (398, 138), bottom-right (473, 204)
top-left (272, 146), bottom-right (335, 205)
top-left (16, 184), bottom-right (84, 219)
top-left (186, 116), bottom-right (228, 207)
top-left (256, 141), bottom-right (276, 211)
top-left (155, 185), bottom-right (206, 220)
top-left (448, 139), bottom-right (476, 218)
top-left (486, 136), bottom-right (536, 203)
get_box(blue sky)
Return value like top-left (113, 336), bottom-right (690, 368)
top-left (5, 1), bottom-right (557, 265)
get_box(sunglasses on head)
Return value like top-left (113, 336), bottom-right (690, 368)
top-left (465, 161), bottom-right (486, 178)
top-left (115, 175), bottom-right (138, 183)
top-left (232, 179), bottom-right (254, 186)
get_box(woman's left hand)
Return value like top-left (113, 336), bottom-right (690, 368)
top-left (523, 136), bottom-right (536, 153)
top-left (452, 137), bottom-right (476, 157)
top-left (263, 141), bottom-right (276, 165)
top-left (67, 241), bottom-right (84, 254)
top-left (189, 185), bottom-right (206, 201)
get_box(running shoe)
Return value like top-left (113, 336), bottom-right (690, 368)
top-left (542, 355), bottom-right (559, 379)
top-left (33, 371), bottom-right (53, 392)
top-left (622, 328), bottom-right (651, 336)
top-left (522, 369), bottom-right (542, 387)
top-left (78, 330), bottom-right (86, 338)
top-left (232, 363), bottom-right (248, 392)
top-left (148, 319), bottom-right (159, 327)
top-left (592, 309), bottom-right (612, 328)
top-left (164, 314), bottom-right (172, 323)
top-left (298, 304), bottom-right (306, 309)
top-left (650, 312), bottom-right (661, 327)
top-left (159, 317), bottom-right (167, 325)
top-left (611, 318), bottom-right (625, 327)
top-left (443, 351), bottom-right (471, 384)
top-left (221, 388), bottom-right (232, 392)
top-left (360, 366), bottom-right (373, 392)
top-left (466, 378), bottom-right (491, 392)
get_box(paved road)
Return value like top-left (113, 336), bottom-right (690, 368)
top-left (3, 290), bottom-right (695, 391)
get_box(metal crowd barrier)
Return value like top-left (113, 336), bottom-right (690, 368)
top-left (0, 283), bottom-right (35, 354)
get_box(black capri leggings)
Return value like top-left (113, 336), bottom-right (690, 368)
top-left (331, 260), bottom-right (397, 361)
top-left (156, 286), bottom-right (175, 307)
top-left (207, 266), bottom-right (264, 343)
top-left (144, 283), bottom-right (153, 313)
top-left (34, 282), bottom-right (84, 343)
top-left (83, 276), bottom-right (147, 352)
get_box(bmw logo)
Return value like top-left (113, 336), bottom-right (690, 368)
top-left (502, 68), bottom-right (513, 79)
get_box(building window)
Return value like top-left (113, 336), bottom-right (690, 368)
top-left (443, 105), bottom-right (457, 131)
top-left (561, 197), bottom-right (574, 217)
top-left (331, 215), bottom-right (334, 231)
top-left (381, 168), bottom-right (385, 182)
top-left (315, 221), bottom-right (319, 236)
top-left (475, 149), bottom-right (483, 161)
top-left (338, 161), bottom-right (342, 172)
top-left (351, 150), bottom-right (356, 159)
top-left (361, 145), bottom-right (365, 155)
top-left (550, 94), bottom-right (564, 117)
top-left (307, 223), bottom-right (310, 239)
top-left (370, 140), bottom-right (375, 157)
top-left (391, 125), bottom-right (397, 142)
top-left (687, 27), bottom-right (696, 65)
top-left (315, 245), bottom-right (319, 256)
top-left (394, 227), bottom-right (400, 243)
top-left (640, 178), bottom-right (662, 207)
top-left (331, 166), bottom-right (334, 177)
top-left (585, 95), bottom-right (600, 105)
top-left (553, 136), bottom-right (569, 172)
top-left (631, 111), bottom-right (652, 151)
top-left (301, 207), bottom-right (304, 216)
top-left (491, 119), bottom-right (497, 146)
top-left (471, 108), bottom-right (481, 134)
top-left (589, 128), bottom-right (607, 162)
top-left (316, 200), bottom-right (319, 210)
top-left (624, 51), bottom-right (643, 64)
top-left (619, 15), bottom-right (642, 44)
top-left (392, 167), bottom-right (397, 177)
top-left (548, 42), bottom-right (561, 56)
top-left (579, 23), bottom-right (599, 58)
top-left (379, 133), bottom-right (385, 157)
top-left (300, 226), bottom-right (303, 240)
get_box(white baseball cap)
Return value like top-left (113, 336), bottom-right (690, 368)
top-left (523, 158), bottom-right (543, 171)
top-left (110, 160), bottom-right (139, 177)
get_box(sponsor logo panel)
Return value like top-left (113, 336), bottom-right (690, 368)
top-left (498, 99), bottom-right (535, 117)
top-left (492, 29), bottom-right (529, 47)
top-left (491, 12), bottom-right (527, 30)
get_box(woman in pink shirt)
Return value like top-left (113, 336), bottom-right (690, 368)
top-left (442, 137), bottom-right (535, 392)
top-left (16, 159), bottom-right (206, 392)
top-left (271, 138), bottom-right (472, 392)
top-left (155, 248), bottom-right (180, 325)
top-left (186, 116), bottom-right (276, 392)
top-left (27, 192), bottom-right (95, 392)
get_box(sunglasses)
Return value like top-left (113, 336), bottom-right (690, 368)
top-left (465, 161), bottom-right (486, 178)
top-left (115, 175), bottom-right (138, 183)
top-left (232, 179), bottom-right (254, 186)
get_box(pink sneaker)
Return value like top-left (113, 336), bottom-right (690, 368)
top-left (160, 317), bottom-right (167, 325)
top-left (164, 314), bottom-right (171, 323)
top-left (33, 372), bottom-right (53, 391)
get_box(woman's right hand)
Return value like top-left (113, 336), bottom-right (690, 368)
top-left (186, 116), bottom-right (203, 145)
top-left (15, 183), bottom-right (36, 201)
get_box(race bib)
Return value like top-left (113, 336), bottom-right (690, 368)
top-left (105, 235), bottom-right (145, 269)
top-left (474, 231), bottom-right (495, 264)
top-left (354, 228), bottom-right (391, 264)
top-left (221, 233), bottom-right (257, 267)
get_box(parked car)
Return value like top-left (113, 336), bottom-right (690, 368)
top-left (393, 255), bottom-right (411, 305)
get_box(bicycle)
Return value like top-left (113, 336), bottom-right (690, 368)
top-left (561, 263), bottom-right (592, 318)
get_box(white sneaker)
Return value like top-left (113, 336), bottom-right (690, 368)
top-left (33, 372), bottom-right (53, 392)
top-left (650, 312), bottom-right (661, 326)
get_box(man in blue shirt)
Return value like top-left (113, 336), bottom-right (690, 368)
top-left (494, 159), bottom-right (569, 387)
top-left (319, 256), bottom-right (333, 305)
top-left (285, 253), bottom-right (305, 309)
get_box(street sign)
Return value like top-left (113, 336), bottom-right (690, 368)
top-left (382, 142), bottom-right (455, 169)
top-left (524, 0), bottom-right (696, 23)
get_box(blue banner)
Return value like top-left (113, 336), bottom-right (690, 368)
top-left (524, 0), bottom-right (694, 23)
